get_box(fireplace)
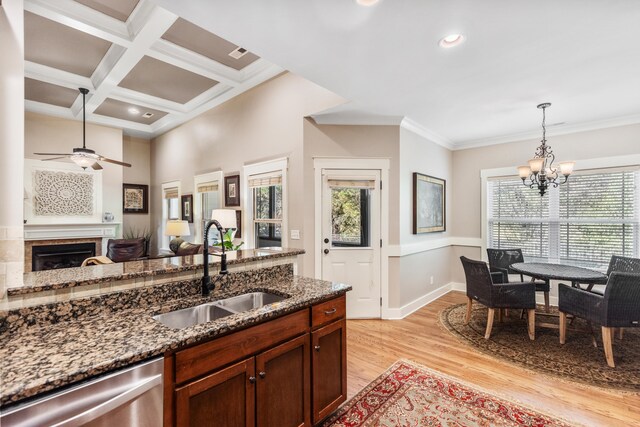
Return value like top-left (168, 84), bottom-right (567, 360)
top-left (32, 243), bottom-right (96, 271)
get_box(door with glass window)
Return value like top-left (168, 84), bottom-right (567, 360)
top-left (321, 170), bottom-right (381, 318)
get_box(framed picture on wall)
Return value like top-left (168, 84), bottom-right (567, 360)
top-left (123, 183), bottom-right (148, 214)
top-left (413, 173), bottom-right (446, 233)
top-left (235, 210), bottom-right (242, 238)
top-left (181, 194), bottom-right (193, 223)
top-left (225, 175), bottom-right (240, 207)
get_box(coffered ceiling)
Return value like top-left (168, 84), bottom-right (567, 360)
top-left (23, 0), bottom-right (283, 137)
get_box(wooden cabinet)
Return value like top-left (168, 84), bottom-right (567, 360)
top-left (175, 358), bottom-right (255, 427)
top-left (165, 295), bottom-right (346, 427)
top-left (311, 319), bottom-right (347, 424)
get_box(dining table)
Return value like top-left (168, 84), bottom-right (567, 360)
top-left (508, 262), bottom-right (608, 331)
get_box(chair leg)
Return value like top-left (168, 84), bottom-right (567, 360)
top-left (527, 309), bottom-right (536, 340)
top-left (464, 297), bottom-right (473, 325)
top-left (544, 292), bottom-right (550, 313)
top-left (619, 328), bottom-right (624, 340)
top-left (498, 308), bottom-right (503, 323)
top-left (484, 308), bottom-right (495, 340)
top-left (559, 311), bottom-right (567, 344)
top-left (602, 327), bottom-right (615, 368)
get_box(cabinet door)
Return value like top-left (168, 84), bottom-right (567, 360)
top-left (311, 319), bottom-right (347, 424)
top-left (175, 358), bottom-right (255, 427)
top-left (256, 334), bottom-right (311, 427)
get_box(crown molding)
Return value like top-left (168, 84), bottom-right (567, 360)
top-left (453, 112), bottom-right (640, 151)
top-left (400, 117), bottom-right (454, 150)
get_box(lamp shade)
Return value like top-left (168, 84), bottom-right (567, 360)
top-left (559, 161), bottom-right (575, 176)
top-left (211, 209), bottom-right (237, 230)
top-left (165, 220), bottom-right (190, 236)
top-left (517, 166), bottom-right (531, 179)
top-left (528, 158), bottom-right (545, 173)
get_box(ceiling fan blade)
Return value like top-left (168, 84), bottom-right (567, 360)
top-left (34, 152), bottom-right (72, 156)
top-left (91, 162), bottom-right (103, 170)
top-left (41, 156), bottom-right (69, 161)
top-left (99, 157), bottom-right (132, 167)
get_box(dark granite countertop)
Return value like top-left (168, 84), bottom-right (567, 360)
top-left (10, 247), bottom-right (304, 296)
top-left (0, 274), bottom-right (350, 408)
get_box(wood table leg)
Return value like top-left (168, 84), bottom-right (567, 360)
top-left (618, 328), bottom-right (624, 340)
top-left (544, 292), bottom-right (550, 313)
top-left (602, 327), bottom-right (615, 368)
top-left (559, 312), bottom-right (567, 344)
top-left (484, 308), bottom-right (495, 340)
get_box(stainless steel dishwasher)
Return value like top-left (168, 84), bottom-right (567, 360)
top-left (1, 357), bottom-right (163, 427)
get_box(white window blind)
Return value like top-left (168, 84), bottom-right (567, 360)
top-left (488, 167), bottom-right (639, 270)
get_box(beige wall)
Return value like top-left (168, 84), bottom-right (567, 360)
top-left (1, 0), bottom-right (25, 295)
top-left (24, 112), bottom-right (124, 227)
top-left (151, 72), bottom-right (346, 255)
top-left (123, 135), bottom-right (151, 235)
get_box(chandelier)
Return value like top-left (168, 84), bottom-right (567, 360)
top-left (517, 103), bottom-right (574, 196)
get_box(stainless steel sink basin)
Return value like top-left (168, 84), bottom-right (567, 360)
top-left (153, 304), bottom-right (235, 329)
top-left (214, 292), bottom-right (286, 312)
top-left (153, 292), bottom-right (287, 329)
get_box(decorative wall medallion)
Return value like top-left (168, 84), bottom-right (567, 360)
top-left (33, 170), bottom-right (94, 216)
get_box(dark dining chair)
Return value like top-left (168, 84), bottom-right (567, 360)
top-left (587, 255), bottom-right (640, 296)
top-left (558, 272), bottom-right (640, 368)
top-left (460, 256), bottom-right (537, 340)
top-left (486, 248), bottom-right (551, 312)
top-left (106, 238), bottom-right (146, 262)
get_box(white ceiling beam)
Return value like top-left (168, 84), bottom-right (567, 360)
top-left (238, 58), bottom-right (276, 81)
top-left (25, 61), bottom-right (94, 92)
top-left (24, 0), bottom-right (132, 46)
top-left (149, 40), bottom-right (241, 87)
top-left (109, 87), bottom-right (185, 115)
top-left (83, 6), bottom-right (179, 115)
top-left (88, 113), bottom-right (152, 134)
top-left (26, 100), bottom-right (75, 120)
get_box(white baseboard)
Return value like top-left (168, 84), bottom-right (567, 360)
top-left (383, 282), bottom-right (455, 320)
top-left (382, 281), bottom-right (560, 320)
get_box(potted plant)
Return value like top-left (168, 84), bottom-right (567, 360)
top-left (213, 229), bottom-right (243, 251)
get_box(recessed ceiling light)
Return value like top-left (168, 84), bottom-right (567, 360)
top-left (128, 107), bottom-right (140, 115)
top-left (356, 0), bottom-right (379, 6)
top-left (438, 34), bottom-right (465, 48)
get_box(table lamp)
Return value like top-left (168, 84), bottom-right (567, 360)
top-left (165, 220), bottom-right (191, 254)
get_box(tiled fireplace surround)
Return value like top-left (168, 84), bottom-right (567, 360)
top-left (24, 238), bottom-right (102, 273)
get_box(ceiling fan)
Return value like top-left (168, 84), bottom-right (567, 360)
top-left (34, 88), bottom-right (131, 170)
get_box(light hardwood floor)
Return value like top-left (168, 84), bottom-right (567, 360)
top-left (346, 291), bottom-right (640, 427)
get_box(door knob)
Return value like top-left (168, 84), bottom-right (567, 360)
top-left (324, 249), bottom-right (329, 255)
top-left (324, 238), bottom-right (329, 244)
top-left (249, 376), bottom-right (256, 383)
top-left (258, 371), bottom-right (266, 378)
top-left (314, 345), bottom-right (321, 352)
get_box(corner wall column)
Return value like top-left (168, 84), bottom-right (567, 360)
top-left (0, 0), bottom-right (25, 298)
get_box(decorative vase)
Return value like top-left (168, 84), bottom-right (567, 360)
top-left (103, 212), bottom-right (114, 222)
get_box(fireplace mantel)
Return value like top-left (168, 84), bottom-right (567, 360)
top-left (24, 223), bottom-right (121, 241)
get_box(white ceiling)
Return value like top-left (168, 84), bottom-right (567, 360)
top-left (23, 0), bottom-right (283, 138)
top-left (152, 0), bottom-right (640, 149)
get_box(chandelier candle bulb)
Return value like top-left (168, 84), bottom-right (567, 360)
top-left (518, 103), bottom-right (575, 196)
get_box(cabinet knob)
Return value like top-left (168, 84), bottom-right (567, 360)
top-left (314, 345), bottom-right (321, 352)
top-left (258, 371), bottom-right (266, 378)
top-left (249, 376), bottom-right (256, 383)
top-left (324, 249), bottom-right (330, 255)
top-left (324, 238), bottom-right (329, 244)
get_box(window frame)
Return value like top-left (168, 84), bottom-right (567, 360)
top-left (243, 158), bottom-right (288, 249)
top-left (193, 171), bottom-right (224, 244)
top-left (481, 154), bottom-right (640, 269)
top-left (161, 180), bottom-right (182, 250)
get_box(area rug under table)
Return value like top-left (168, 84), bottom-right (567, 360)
top-left (440, 303), bottom-right (640, 392)
top-left (323, 359), bottom-right (572, 427)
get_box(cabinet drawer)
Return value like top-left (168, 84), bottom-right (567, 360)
top-left (311, 295), bottom-right (345, 329)
top-left (175, 309), bottom-right (310, 384)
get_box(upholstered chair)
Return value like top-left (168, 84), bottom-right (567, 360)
top-left (106, 238), bottom-right (146, 262)
top-left (460, 256), bottom-right (537, 340)
top-left (175, 242), bottom-right (203, 256)
top-left (486, 248), bottom-right (551, 312)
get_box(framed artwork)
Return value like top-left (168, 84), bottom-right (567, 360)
top-left (123, 183), bottom-right (148, 214)
top-left (181, 194), bottom-right (193, 223)
top-left (225, 174), bottom-right (240, 207)
top-left (413, 173), bottom-right (446, 233)
top-left (235, 210), bottom-right (242, 238)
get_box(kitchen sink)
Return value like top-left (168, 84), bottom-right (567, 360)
top-left (153, 292), bottom-right (287, 329)
top-left (214, 292), bottom-right (286, 312)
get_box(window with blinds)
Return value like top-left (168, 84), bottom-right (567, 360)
top-left (249, 172), bottom-right (282, 248)
top-left (163, 186), bottom-right (180, 220)
top-left (488, 167), bottom-right (639, 270)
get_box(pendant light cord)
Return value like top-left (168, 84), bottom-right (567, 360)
top-left (82, 90), bottom-right (86, 149)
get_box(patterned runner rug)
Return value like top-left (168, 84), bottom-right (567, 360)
top-left (323, 359), bottom-right (573, 427)
top-left (440, 303), bottom-right (640, 392)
